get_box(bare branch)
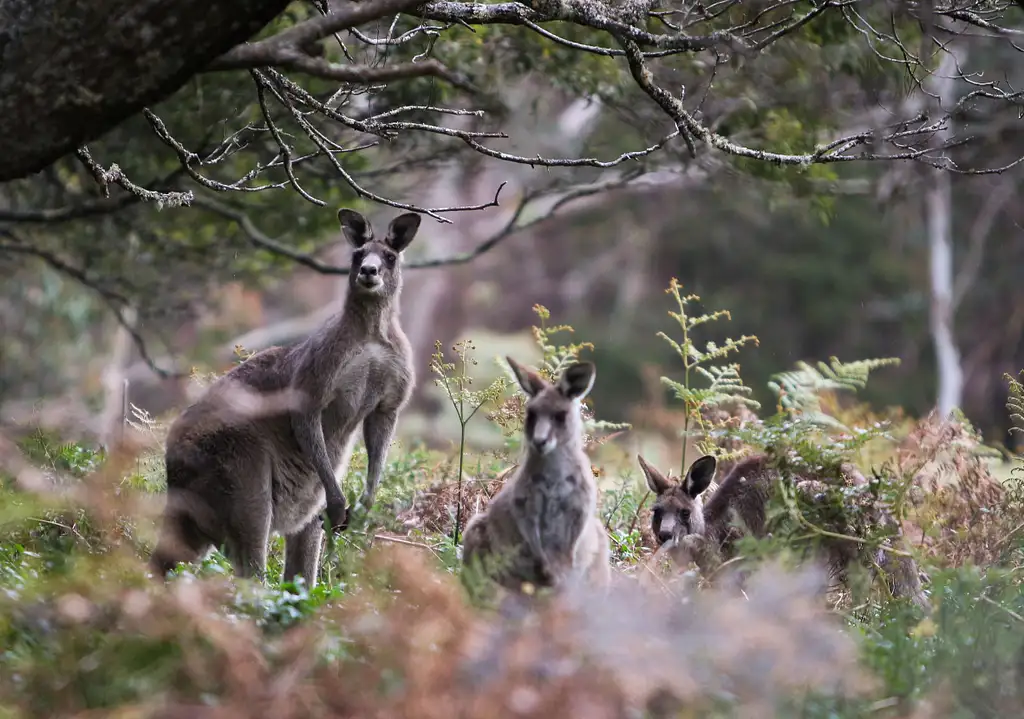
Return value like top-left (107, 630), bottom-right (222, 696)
top-left (260, 70), bottom-right (507, 220)
top-left (415, 1), bottom-right (747, 53)
top-left (0, 193), bottom-right (151, 224)
top-left (192, 171), bottom-right (650, 275)
top-left (0, 231), bottom-right (182, 379)
top-left (405, 172), bottom-right (650, 269)
top-left (614, 33), bottom-right (1023, 173)
top-left (212, 50), bottom-right (475, 92)
top-left (75, 147), bottom-right (194, 208)
top-left (192, 195), bottom-right (352, 275)
top-left (252, 72), bottom-right (327, 207)
top-left (210, 0), bottom-right (430, 69)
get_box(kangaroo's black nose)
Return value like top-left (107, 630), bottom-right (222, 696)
top-left (360, 264), bottom-right (378, 277)
top-left (657, 530), bottom-right (674, 545)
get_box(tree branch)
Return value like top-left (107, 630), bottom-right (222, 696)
top-left (75, 147), bottom-right (194, 209)
top-left (0, 231), bottom-right (182, 378)
top-left (191, 171), bottom-right (650, 276)
top-left (614, 33), bottom-right (1019, 173)
top-left (211, 50), bottom-right (475, 92)
top-left (415, 1), bottom-right (746, 53)
top-left (215, 0), bottom-right (429, 68)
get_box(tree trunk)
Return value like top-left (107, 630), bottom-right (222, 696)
top-left (0, 0), bottom-right (292, 181)
top-left (925, 48), bottom-right (965, 418)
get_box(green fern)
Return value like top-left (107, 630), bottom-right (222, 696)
top-left (663, 364), bottom-right (760, 416)
top-left (1007, 371), bottom-right (1024, 437)
top-left (527, 304), bottom-right (596, 381)
top-left (719, 356), bottom-right (900, 474)
top-left (493, 304), bottom-right (630, 440)
top-left (1005, 371), bottom-right (1024, 480)
top-left (768, 356), bottom-right (901, 429)
top-left (657, 278), bottom-right (759, 471)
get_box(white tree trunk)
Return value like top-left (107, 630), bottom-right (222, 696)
top-left (926, 49), bottom-right (965, 418)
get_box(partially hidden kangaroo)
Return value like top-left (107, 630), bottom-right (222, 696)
top-left (150, 208), bottom-right (421, 585)
top-left (461, 357), bottom-right (612, 594)
top-left (638, 453), bottom-right (929, 609)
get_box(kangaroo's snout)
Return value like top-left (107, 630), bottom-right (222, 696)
top-left (656, 514), bottom-right (677, 545)
top-left (528, 416), bottom-right (557, 455)
top-left (359, 255), bottom-right (381, 276)
top-left (357, 254), bottom-right (383, 289)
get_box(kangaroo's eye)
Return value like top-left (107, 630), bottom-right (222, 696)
top-left (383, 251), bottom-right (397, 267)
top-left (553, 411), bottom-right (567, 423)
top-left (352, 249), bottom-right (365, 262)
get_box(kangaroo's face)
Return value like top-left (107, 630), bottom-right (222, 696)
top-left (506, 356), bottom-right (596, 456)
top-left (337, 209), bottom-right (421, 298)
top-left (637, 454), bottom-right (717, 545)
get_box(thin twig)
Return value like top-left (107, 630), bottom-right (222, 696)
top-left (0, 232), bottom-right (181, 378)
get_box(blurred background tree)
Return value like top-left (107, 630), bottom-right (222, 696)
top-left (1, 0), bottom-right (1022, 448)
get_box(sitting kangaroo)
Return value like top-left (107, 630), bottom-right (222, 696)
top-left (638, 453), bottom-right (929, 609)
top-left (461, 357), bottom-right (611, 594)
top-left (150, 208), bottom-right (421, 585)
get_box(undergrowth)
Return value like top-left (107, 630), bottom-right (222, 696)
top-left (0, 291), bottom-right (1021, 717)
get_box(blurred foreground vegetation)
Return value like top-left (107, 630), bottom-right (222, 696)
top-left (1, 289), bottom-right (1022, 719)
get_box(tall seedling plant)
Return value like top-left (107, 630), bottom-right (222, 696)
top-left (657, 278), bottom-right (760, 474)
top-left (430, 340), bottom-right (507, 545)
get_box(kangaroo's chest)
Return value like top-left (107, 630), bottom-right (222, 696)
top-left (522, 472), bottom-right (592, 553)
top-left (320, 342), bottom-right (411, 444)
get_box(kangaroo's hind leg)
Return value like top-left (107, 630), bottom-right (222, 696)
top-left (220, 458), bottom-right (274, 582)
top-left (361, 407), bottom-right (399, 512)
top-left (283, 516), bottom-right (325, 587)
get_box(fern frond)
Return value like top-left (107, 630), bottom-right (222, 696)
top-left (662, 366), bottom-right (761, 413)
top-left (1006, 371), bottom-right (1024, 437)
top-left (768, 356), bottom-right (900, 426)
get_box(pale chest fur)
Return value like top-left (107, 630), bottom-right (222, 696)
top-left (320, 340), bottom-right (413, 436)
top-left (512, 461), bottom-right (596, 558)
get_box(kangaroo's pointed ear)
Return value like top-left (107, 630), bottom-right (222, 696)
top-left (338, 209), bottom-right (372, 248)
top-left (385, 213), bottom-right (421, 252)
top-left (506, 356), bottom-right (547, 397)
top-left (637, 455), bottom-right (673, 495)
top-left (557, 361), bottom-right (596, 401)
top-left (683, 455), bottom-right (717, 498)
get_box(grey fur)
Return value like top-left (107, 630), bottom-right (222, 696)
top-left (640, 454), bottom-right (929, 610)
top-left (149, 208), bottom-right (421, 586)
top-left (462, 357), bottom-right (611, 593)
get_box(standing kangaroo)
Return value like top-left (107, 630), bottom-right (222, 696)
top-left (639, 453), bottom-right (929, 609)
top-left (149, 208), bottom-right (421, 585)
top-left (461, 358), bottom-right (611, 593)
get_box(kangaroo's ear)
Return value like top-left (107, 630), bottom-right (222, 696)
top-left (557, 361), bottom-right (596, 401)
top-left (385, 213), bottom-right (421, 252)
top-left (683, 455), bottom-right (717, 498)
top-left (338, 209), bottom-right (372, 248)
top-left (637, 455), bottom-right (673, 495)
top-left (506, 356), bottom-right (547, 397)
